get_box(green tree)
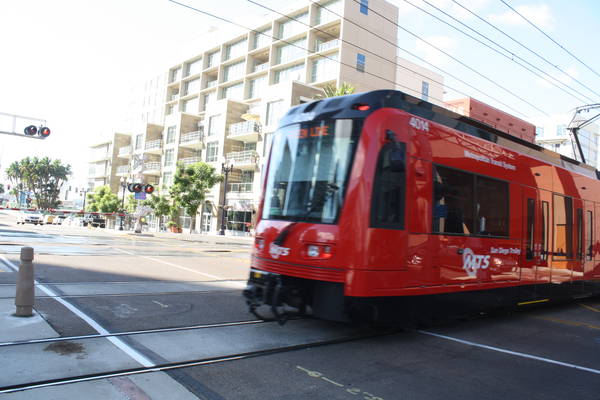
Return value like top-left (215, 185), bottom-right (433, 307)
top-left (315, 82), bottom-right (356, 99)
top-left (6, 157), bottom-right (71, 209)
top-left (144, 192), bottom-right (173, 231)
top-left (170, 162), bottom-right (222, 233)
top-left (86, 185), bottom-right (120, 213)
top-left (0, 183), bottom-right (4, 194)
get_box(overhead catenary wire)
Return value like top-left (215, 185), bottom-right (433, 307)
top-left (347, 0), bottom-right (549, 116)
top-left (500, 0), bottom-right (600, 81)
top-left (246, 0), bottom-right (528, 119)
top-left (403, 0), bottom-right (597, 104)
top-left (449, 0), bottom-right (600, 100)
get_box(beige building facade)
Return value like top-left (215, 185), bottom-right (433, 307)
top-left (89, 0), bottom-right (445, 234)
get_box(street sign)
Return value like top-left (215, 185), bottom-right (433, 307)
top-left (134, 192), bottom-right (146, 200)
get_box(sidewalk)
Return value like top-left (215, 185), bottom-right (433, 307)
top-left (110, 228), bottom-right (254, 247)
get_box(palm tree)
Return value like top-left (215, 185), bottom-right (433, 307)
top-left (316, 82), bottom-right (356, 99)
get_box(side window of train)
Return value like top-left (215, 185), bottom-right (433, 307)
top-left (553, 194), bottom-right (574, 260)
top-left (370, 143), bottom-right (406, 229)
top-left (587, 210), bottom-right (593, 261)
top-left (432, 165), bottom-right (509, 237)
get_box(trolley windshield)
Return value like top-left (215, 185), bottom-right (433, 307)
top-left (262, 118), bottom-right (362, 224)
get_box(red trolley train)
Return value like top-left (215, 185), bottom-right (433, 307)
top-left (243, 90), bottom-right (600, 324)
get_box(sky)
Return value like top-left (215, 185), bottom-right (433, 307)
top-left (1, 0), bottom-right (600, 184)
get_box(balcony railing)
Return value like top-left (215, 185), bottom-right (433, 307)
top-left (116, 165), bottom-right (130, 175)
top-left (180, 156), bottom-right (202, 166)
top-left (206, 80), bottom-right (217, 88)
top-left (229, 121), bottom-right (261, 138)
top-left (118, 146), bottom-right (131, 156)
top-left (180, 130), bottom-right (204, 145)
top-left (254, 62), bottom-right (269, 73)
top-left (145, 139), bottom-right (162, 151)
top-left (226, 150), bottom-right (258, 165)
top-left (228, 182), bottom-right (253, 192)
top-left (317, 39), bottom-right (340, 53)
top-left (143, 162), bottom-right (161, 171)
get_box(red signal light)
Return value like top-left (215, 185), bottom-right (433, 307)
top-left (144, 184), bottom-right (154, 194)
top-left (39, 127), bottom-right (51, 138)
top-left (132, 183), bottom-right (143, 193)
top-left (24, 125), bottom-right (38, 136)
top-left (352, 103), bottom-right (370, 111)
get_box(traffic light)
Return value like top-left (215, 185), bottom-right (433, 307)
top-left (24, 125), bottom-right (37, 136)
top-left (144, 184), bottom-right (154, 194)
top-left (128, 183), bottom-right (143, 193)
top-left (39, 127), bottom-right (51, 138)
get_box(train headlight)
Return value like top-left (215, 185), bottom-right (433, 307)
top-left (307, 245), bottom-right (320, 258)
top-left (303, 243), bottom-right (333, 259)
top-left (255, 237), bottom-right (265, 251)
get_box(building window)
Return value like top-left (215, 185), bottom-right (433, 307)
top-left (207, 51), bottom-right (220, 68)
top-left (164, 149), bottom-right (175, 166)
top-left (312, 54), bottom-right (338, 82)
top-left (208, 115), bottom-right (222, 136)
top-left (135, 134), bottom-right (143, 150)
top-left (223, 61), bottom-right (245, 82)
top-left (162, 172), bottom-right (173, 187)
top-left (185, 59), bottom-right (202, 77)
top-left (184, 78), bottom-right (200, 95)
top-left (360, 0), bottom-right (368, 15)
top-left (183, 97), bottom-right (199, 113)
top-left (166, 126), bottom-right (176, 144)
top-left (276, 38), bottom-right (307, 64)
top-left (278, 12), bottom-right (308, 39)
top-left (356, 53), bottom-right (366, 72)
top-left (253, 27), bottom-right (272, 49)
top-left (204, 91), bottom-right (216, 110)
top-left (421, 81), bottom-right (429, 102)
top-left (274, 63), bottom-right (304, 83)
top-left (206, 142), bottom-right (219, 162)
top-left (225, 38), bottom-right (247, 60)
top-left (266, 100), bottom-right (284, 126)
top-left (535, 126), bottom-right (544, 137)
top-left (248, 75), bottom-right (267, 99)
top-left (432, 165), bottom-right (509, 237)
top-left (223, 83), bottom-right (244, 100)
top-left (556, 124), bottom-right (566, 136)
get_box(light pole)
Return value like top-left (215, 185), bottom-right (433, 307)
top-left (119, 177), bottom-right (129, 231)
top-left (219, 161), bottom-right (234, 235)
top-left (80, 187), bottom-right (89, 213)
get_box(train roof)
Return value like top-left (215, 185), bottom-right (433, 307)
top-left (280, 90), bottom-right (599, 180)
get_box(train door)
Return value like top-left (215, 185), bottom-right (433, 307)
top-left (583, 201), bottom-right (595, 286)
top-left (537, 190), bottom-right (552, 285)
top-left (521, 186), bottom-right (539, 284)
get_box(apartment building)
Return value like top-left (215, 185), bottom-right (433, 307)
top-left (90, 0), bottom-right (445, 235)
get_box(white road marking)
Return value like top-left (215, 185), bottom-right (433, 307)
top-left (418, 329), bottom-right (600, 375)
top-left (0, 255), bottom-right (155, 368)
top-left (114, 247), bottom-right (224, 280)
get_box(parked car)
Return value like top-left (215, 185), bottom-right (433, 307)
top-left (16, 210), bottom-right (44, 225)
top-left (83, 215), bottom-right (106, 228)
top-left (43, 214), bottom-right (55, 225)
top-left (53, 215), bottom-right (67, 225)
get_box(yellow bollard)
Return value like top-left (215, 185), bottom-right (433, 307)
top-left (14, 247), bottom-right (34, 317)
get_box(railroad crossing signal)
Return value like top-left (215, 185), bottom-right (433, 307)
top-left (0, 112), bottom-right (50, 139)
top-left (127, 183), bottom-right (154, 194)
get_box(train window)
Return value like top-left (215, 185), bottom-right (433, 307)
top-left (433, 166), bottom-right (475, 235)
top-left (526, 198), bottom-right (535, 260)
top-left (475, 176), bottom-right (509, 237)
top-left (586, 210), bottom-right (593, 261)
top-left (553, 194), bottom-right (573, 259)
top-left (433, 165), bottom-right (508, 237)
top-left (541, 201), bottom-right (549, 261)
top-left (370, 143), bottom-right (406, 229)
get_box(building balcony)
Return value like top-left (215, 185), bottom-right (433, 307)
top-left (316, 39), bottom-right (340, 53)
top-left (228, 182), bottom-right (253, 193)
top-left (226, 150), bottom-right (258, 170)
top-left (254, 62), bottom-right (269, 73)
top-left (117, 146), bottom-right (132, 158)
top-left (115, 165), bottom-right (130, 176)
top-left (144, 139), bottom-right (162, 154)
top-left (142, 162), bottom-right (161, 175)
top-left (228, 121), bottom-right (261, 142)
top-left (179, 156), bottom-right (202, 166)
top-left (90, 152), bottom-right (110, 162)
top-left (179, 130), bottom-right (204, 149)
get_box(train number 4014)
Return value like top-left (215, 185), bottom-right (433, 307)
top-left (409, 117), bottom-right (429, 132)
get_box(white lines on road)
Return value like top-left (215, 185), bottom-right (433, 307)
top-left (114, 247), bottom-right (226, 281)
top-left (0, 255), bottom-right (155, 368)
top-left (418, 330), bottom-right (600, 375)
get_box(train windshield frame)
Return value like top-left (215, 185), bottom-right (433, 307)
top-left (262, 118), bottom-right (363, 224)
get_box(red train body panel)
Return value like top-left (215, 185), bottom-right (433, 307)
top-left (243, 90), bottom-right (600, 323)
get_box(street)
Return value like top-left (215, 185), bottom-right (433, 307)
top-left (1, 210), bottom-right (600, 399)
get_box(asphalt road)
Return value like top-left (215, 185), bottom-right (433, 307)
top-left (1, 210), bottom-right (600, 399)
